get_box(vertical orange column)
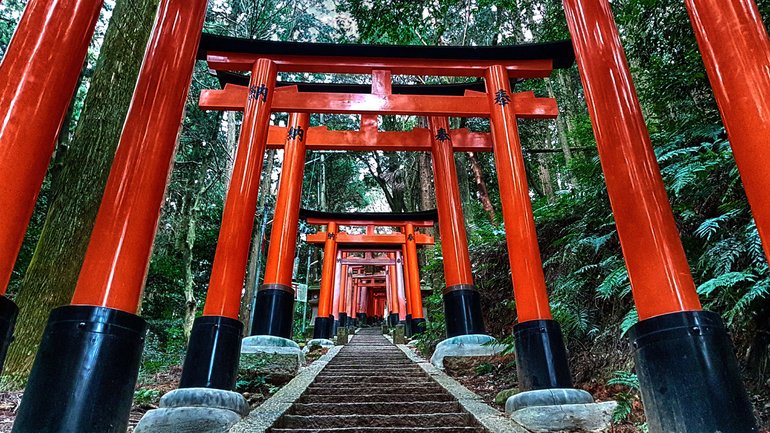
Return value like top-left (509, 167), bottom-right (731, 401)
top-left (485, 66), bottom-right (553, 323)
top-left (396, 251), bottom-right (408, 322)
top-left (202, 58), bottom-right (277, 319)
top-left (16, 1), bottom-right (212, 430)
top-left (346, 267), bottom-right (355, 319)
top-left (387, 253), bottom-right (399, 324)
top-left (563, 2), bottom-right (754, 430)
top-left (561, 3), bottom-right (701, 320)
top-left (339, 256), bottom-right (349, 316)
top-left (685, 0), bottom-right (770, 261)
top-left (251, 112), bottom-right (309, 337)
top-left (313, 222), bottom-right (337, 339)
top-left (401, 245), bottom-right (413, 320)
top-left (404, 224), bottom-right (424, 320)
top-left (428, 118), bottom-right (474, 287)
top-left (428, 117), bottom-right (486, 336)
top-left (335, 252), bottom-right (346, 320)
top-left (262, 112), bottom-right (310, 287)
top-left (0, 0), bottom-right (103, 293)
top-left (72, 0), bottom-right (207, 311)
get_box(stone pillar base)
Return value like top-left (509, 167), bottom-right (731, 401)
top-left (135, 388), bottom-right (249, 433)
top-left (393, 324), bottom-right (407, 344)
top-left (302, 338), bottom-right (335, 354)
top-left (240, 335), bottom-right (304, 381)
top-left (429, 334), bottom-right (504, 369)
top-left (336, 326), bottom-right (349, 345)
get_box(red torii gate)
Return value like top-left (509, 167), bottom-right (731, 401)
top-left (0, 0), bottom-right (765, 431)
top-left (302, 210), bottom-right (436, 338)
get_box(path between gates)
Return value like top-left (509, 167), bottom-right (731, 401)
top-left (231, 328), bottom-right (523, 433)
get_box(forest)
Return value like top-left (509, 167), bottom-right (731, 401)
top-left (1, 0), bottom-right (770, 431)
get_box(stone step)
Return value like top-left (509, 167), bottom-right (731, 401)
top-left (300, 393), bottom-right (454, 404)
top-left (305, 385), bottom-right (444, 395)
top-left (318, 370), bottom-right (424, 376)
top-left (270, 427), bottom-right (485, 433)
top-left (290, 402), bottom-right (461, 416)
top-left (277, 413), bottom-right (473, 429)
top-left (313, 376), bottom-right (434, 384)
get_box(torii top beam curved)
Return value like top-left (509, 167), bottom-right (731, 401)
top-left (198, 33), bottom-right (575, 77)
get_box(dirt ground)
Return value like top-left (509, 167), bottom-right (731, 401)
top-left (0, 346), bottom-right (330, 433)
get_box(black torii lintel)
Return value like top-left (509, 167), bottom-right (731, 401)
top-left (197, 33), bottom-right (576, 70)
top-left (299, 208), bottom-right (439, 224)
top-left (216, 70), bottom-right (493, 95)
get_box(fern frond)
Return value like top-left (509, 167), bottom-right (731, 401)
top-left (696, 271), bottom-right (756, 297)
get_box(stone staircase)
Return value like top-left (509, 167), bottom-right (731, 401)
top-left (268, 328), bottom-right (487, 433)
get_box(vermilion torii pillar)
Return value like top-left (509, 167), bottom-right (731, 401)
top-left (563, 1), bottom-right (755, 431)
top-left (179, 58), bottom-right (277, 391)
top-left (12, 1), bottom-right (208, 431)
top-left (0, 0), bottom-right (105, 368)
top-left (314, 222), bottom-right (338, 339)
top-left (685, 0), bottom-right (770, 262)
top-left (403, 223), bottom-right (426, 333)
top-left (486, 65), bottom-right (573, 391)
top-left (252, 112), bottom-right (310, 338)
top-left (429, 117), bottom-right (485, 337)
top-left (395, 251), bottom-right (408, 324)
top-left (337, 253), bottom-right (349, 327)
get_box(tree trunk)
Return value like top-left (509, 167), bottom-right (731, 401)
top-left (455, 152), bottom-right (470, 212)
top-left (467, 152), bottom-right (496, 224)
top-left (547, 77), bottom-right (573, 164)
top-left (418, 153), bottom-right (434, 212)
top-left (2, 0), bottom-right (161, 386)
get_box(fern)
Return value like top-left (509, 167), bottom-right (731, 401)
top-left (696, 271), bottom-right (756, 297)
top-left (608, 371), bottom-right (641, 424)
top-left (597, 266), bottom-right (630, 300)
top-left (694, 209), bottom-right (741, 241)
top-left (725, 279), bottom-right (770, 325)
top-left (620, 308), bottom-right (638, 337)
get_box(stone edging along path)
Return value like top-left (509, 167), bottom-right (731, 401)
top-left (228, 332), bottom-right (528, 433)
top-left (229, 345), bottom-right (343, 432)
top-left (396, 343), bottom-right (529, 433)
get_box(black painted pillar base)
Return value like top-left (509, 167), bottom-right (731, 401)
top-left (356, 312), bottom-right (366, 326)
top-left (12, 305), bottom-right (146, 433)
top-left (411, 318), bottom-right (426, 335)
top-left (326, 314), bottom-right (335, 337)
top-left (180, 315), bottom-right (243, 390)
top-left (405, 314), bottom-right (413, 337)
top-left (0, 295), bottom-right (18, 374)
top-left (339, 312), bottom-right (348, 328)
top-left (443, 286), bottom-right (485, 338)
top-left (388, 313), bottom-right (398, 327)
top-left (313, 316), bottom-right (333, 339)
top-left (513, 319), bottom-right (572, 391)
top-left (628, 311), bottom-right (757, 433)
top-left (251, 285), bottom-right (294, 338)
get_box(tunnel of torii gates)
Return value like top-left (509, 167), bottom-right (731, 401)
top-left (300, 209), bottom-right (439, 338)
top-left (0, 0), bottom-right (768, 432)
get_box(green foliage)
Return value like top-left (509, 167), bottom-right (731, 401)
top-left (133, 388), bottom-right (161, 406)
top-left (474, 362), bottom-right (494, 376)
top-left (414, 288), bottom-right (447, 355)
top-left (608, 371), bottom-right (641, 424)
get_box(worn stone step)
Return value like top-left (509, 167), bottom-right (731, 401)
top-left (318, 370), bottom-right (424, 376)
top-left (314, 376), bottom-right (433, 384)
top-left (300, 393), bottom-right (454, 404)
top-left (305, 385), bottom-right (444, 395)
top-left (290, 401), bottom-right (461, 416)
top-left (277, 413), bottom-right (473, 429)
top-left (270, 427), bottom-right (485, 433)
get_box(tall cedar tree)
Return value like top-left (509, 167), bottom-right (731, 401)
top-left (3, 0), bottom-right (161, 385)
